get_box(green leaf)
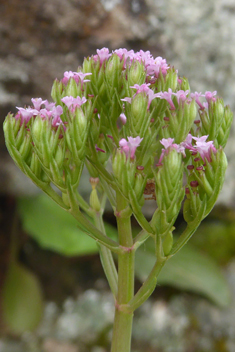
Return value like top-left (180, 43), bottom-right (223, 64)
top-left (17, 194), bottom-right (99, 256)
top-left (17, 194), bottom-right (118, 256)
top-left (135, 242), bottom-right (231, 307)
top-left (2, 262), bottom-right (43, 333)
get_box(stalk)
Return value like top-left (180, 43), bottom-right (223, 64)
top-left (111, 191), bottom-right (135, 352)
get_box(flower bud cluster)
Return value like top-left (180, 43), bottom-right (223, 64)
top-left (4, 47), bottom-right (233, 230)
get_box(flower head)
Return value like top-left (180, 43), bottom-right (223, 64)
top-left (119, 136), bottom-right (143, 159)
top-left (192, 136), bottom-right (217, 162)
top-left (205, 91), bottom-right (217, 103)
top-left (172, 90), bottom-right (190, 105)
top-left (158, 138), bottom-right (185, 164)
top-left (190, 92), bottom-right (205, 110)
top-left (61, 71), bottom-right (92, 86)
top-left (93, 48), bottom-right (111, 65)
top-left (123, 83), bottom-right (159, 109)
top-left (155, 89), bottom-right (175, 110)
top-left (61, 96), bottom-right (87, 112)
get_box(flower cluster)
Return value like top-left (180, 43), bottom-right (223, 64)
top-left (16, 98), bottom-right (64, 128)
top-left (4, 47), bottom-right (233, 227)
top-left (93, 47), bottom-right (169, 78)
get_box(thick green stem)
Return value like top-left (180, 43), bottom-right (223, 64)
top-left (111, 192), bottom-right (135, 352)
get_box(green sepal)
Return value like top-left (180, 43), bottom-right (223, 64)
top-left (51, 79), bottom-right (63, 105)
top-left (127, 60), bottom-right (146, 87)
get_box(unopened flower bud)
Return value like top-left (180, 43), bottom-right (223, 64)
top-left (134, 173), bottom-right (146, 201)
top-left (166, 148), bottom-right (182, 175)
top-left (32, 116), bottom-right (44, 142)
top-left (90, 188), bottom-right (101, 212)
top-left (128, 61), bottom-right (146, 87)
top-left (30, 152), bottom-right (41, 178)
top-left (65, 77), bottom-right (80, 97)
top-left (112, 149), bottom-right (126, 180)
top-left (163, 231), bottom-right (173, 256)
top-left (51, 79), bottom-right (63, 105)
top-left (131, 93), bottom-right (148, 124)
top-left (165, 68), bottom-right (178, 91)
top-left (105, 54), bottom-right (123, 89)
top-left (74, 107), bottom-right (87, 132)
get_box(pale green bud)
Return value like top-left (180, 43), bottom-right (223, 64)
top-left (165, 149), bottom-right (183, 178)
top-left (105, 54), bottom-right (123, 90)
top-left (179, 77), bottom-right (190, 91)
top-left (90, 189), bottom-right (101, 212)
top-left (32, 116), bottom-right (43, 142)
top-left (51, 79), bottom-right (63, 105)
top-left (74, 107), bottom-right (87, 132)
top-left (133, 172), bottom-right (146, 201)
top-left (131, 93), bottom-right (148, 133)
top-left (83, 57), bottom-right (92, 74)
top-left (54, 144), bottom-right (64, 169)
top-left (163, 231), bottom-right (173, 256)
top-left (65, 77), bottom-right (80, 97)
top-left (165, 69), bottom-right (178, 91)
top-left (112, 149), bottom-right (126, 180)
top-left (30, 152), bottom-right (41, 178)
top-left (128, 61), bottom-right (146, 87)
top-left (18, 134), bottom-right (33, 161)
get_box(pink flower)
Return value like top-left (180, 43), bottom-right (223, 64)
top-left (16, 98), bottom-right (65, 129)
top-left (180, 133), bottom-right (193, 149)
top-left (130, 83), bottom-right (151, 93)
top-left (192, 135), bottom-right (217, 162)
top-left (44, 100), bottom-right (56, 110)
top-left (158, 138), bottom-right (185, 164)
top-left (93, 48), bottom-right (111, 65)
top-left (205, 91), bottom-right (217, 103)
top-left (31, 98), bottom-right (47, 111)
top-left (190, 92), bottom-right (205, 110)
top-left (172, 90), bottom-right (190, 105)
top-left (16, 107), bottom-right (39, 124)
top-left (119, 136), bottom-right (143, 159)
top-left (119, 113), bottom-right (127, 125)
top-left (61, 96), bottom-right (87, 112)
top-left (126, 84), bottom-right (159, 109)
top-left (145, 56), bottom-right (169, 77)
top-left (121, 97), bottom-right (132, 104)
top-left (61, 71), bottom-right (92, 86)
top-left (113, 48), bottom-right (135, 67)
top-left (155, 89), bottom-right (175, 110)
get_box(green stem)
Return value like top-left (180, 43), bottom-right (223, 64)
top-left (111, 192), bottom-right (135, 352)
top-left (128, 234), bottom-right (166, 312)
top-left (94, 212), bottom-right (118, 297)
top-left (128, 255), bottom-right (166, 312)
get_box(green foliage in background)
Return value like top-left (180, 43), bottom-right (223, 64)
top-left (17, 194), bottom-right (231, 308)
top-left (3, 261), bottom-right (43, 333)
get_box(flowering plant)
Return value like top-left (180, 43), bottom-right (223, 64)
top-left (4, 47), bottom-right (233, 352)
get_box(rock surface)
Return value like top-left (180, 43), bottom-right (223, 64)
top-left (1, 0), bottom-right (235, 206)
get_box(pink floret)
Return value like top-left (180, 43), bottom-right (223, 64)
top-left (93, 48), bottom-right (111, 65)
top-left (155, 89), bottom-right (175, 110)
top-left (192, 135), bottom-right (217, 162)
top-left (119, 136), bottom-right (143, 159)
top-left (61, 96), bottom-right (87, 112)
top-left (158, 137), bottom-right (185, 164)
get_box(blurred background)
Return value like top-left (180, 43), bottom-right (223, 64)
top-left (1, 1), bottom-right (235, 351)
